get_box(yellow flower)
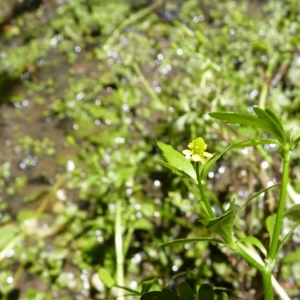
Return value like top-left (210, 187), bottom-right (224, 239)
top-left (182, 137), bottom-right (214, 163)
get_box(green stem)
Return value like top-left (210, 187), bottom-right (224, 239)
top-left (195, 162), bottom-right (215, 218)
top-left (269, 149), bottom-right (290, 260)
top-left (262, 270), bottom-right (275, 300)
top-left (115, 194), bottom-right (125, 300)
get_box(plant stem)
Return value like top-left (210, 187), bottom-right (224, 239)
top-left (115, 194), bottom-right (125, 300)
top-left (195, 162), bottom-right (215, 218)
top-left (269, 148), bottom-right (290, 260)
top-left (262, 270), bottom-right (275, 300)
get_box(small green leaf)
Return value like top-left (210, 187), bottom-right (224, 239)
top-left (141, 278), bottom-right (160, 294)
top-left (281, 250), bottom-right (300, 264)
top-left (160, 237), bottom-right (224, 248)
top-left (217, 292), bottom-right (229, 300)
top-left (198, 283), bottom-right (214, 300)
top-left (98, 268), bottom-right (115, 288)
top-left (199, 201), bottom-right (236, 246)
top-left (0, 225), bottom-right (18, 251)
top-left (179, 282), bottom-right (195, 300)
top-left (239, 236), bottom-right (267, 257)
top-left (266, 214), bottom-right (277, 248)
top-left (161, 288), bottom-right (181, 300)
top-left (140, 291), bottom-right (163, 300)
top-left (284, 204), bottom-right (300, 222)
top-left (157, 141), bottom-right (197, 182)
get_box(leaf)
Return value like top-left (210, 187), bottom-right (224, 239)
top-left (284, 204), bottom-right (300, 222)
top-left (0, 225), bottom-right (18, 251)
top-left (239, 236), bottom-right (267, 257)
top-left (140, 291), bottom-right (163, 300)
top-left (141, 278), bottom-right (160, 294)
top-left (253, 107), bottom-right (286, 144)
top-left (199, 201), bottom-right (236, 246)
top-left (209, 108), bottom-right (286, 145)
top-left (217, 292), bottom-right (229, 300)
top-left (157, 141), bottom-right (197, 182)
top-left (266, 214), bottom-right (277, 248)
top-left (98, 268), bottom-right (115, 288)
top-left (161, 288), bottom-right (181, 300)
top-left (281, 250), bottom-right (300, 264)
top-left (179, 282), bottom-right (195, 300)
top-left (198, 283), bottom-right (214, 300)
top-left (160, 237), bottom-right (224, 248)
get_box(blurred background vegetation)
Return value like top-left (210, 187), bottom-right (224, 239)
top-left (0, 0), bottom-right (300, 299)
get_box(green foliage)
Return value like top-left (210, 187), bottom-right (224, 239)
top-left (1, 0), bottom-right (300, 299)
top-left (140, 282), bottom-right (228, 300)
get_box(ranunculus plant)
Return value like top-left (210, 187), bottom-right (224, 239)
top-left (141, 107), bottom-right (300, 300)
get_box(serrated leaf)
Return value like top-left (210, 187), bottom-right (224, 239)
top-left (160, 237), bottom-right (223, 248)
top-left (179, 282), bottom-right (195, 300)
top-left (98, 268), bottom-right (115, 288)
top-left (198, 283), bottom-right (214, 300)
top-left (157, 141), bottom-right (197, 182)
top-left (284, 204), bottom-right (300, 222)
top-left (217, 292), bottom-right (229, 300)
top-left (239, 236), bottom-right (267, 257)
top-left (266, 214), bottom-right (277, 248)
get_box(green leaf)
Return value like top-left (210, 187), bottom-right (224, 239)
top-left (161, 288), bottom-right (181, 300)
top-left (199, 201), bottom-right (236, 246)
top-left (98, 268), bottom-right (115, 288)
top-left (198, 283), bottom-right (214, 300)
top-left (209, 108), bottom-right (286, 145)
top-left (284, 204), bottom-right (300, 222)
top-left (239, 236), bottom-right (267, 257)
top-left (217, 292), bottom-right (229, 300)
top-left (157, 141), bottom-right (197, 182)
top-left (179, 282), bottom-right (195, 300)
top-left (160, 237), bottom-right (224, 248)
top-left (0, 225), bottom-right (18, 251)
top-left (281, 250), bottom-right (300, 264)
top-left (253, 107), bottom-right (286, 144)
top-left (266, 214), bottom-right (277, 248)
top-left (141, 278), bottom-right (160, 294)
top-left (140, 291), bottom-right (163, 300)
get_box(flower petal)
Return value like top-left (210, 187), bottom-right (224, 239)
top-left (203, 151), bottom-right (214, 158)
top-left (191, 154), bottom-right (205, 163)
top-left (182, 150), bottom-right (192, 155)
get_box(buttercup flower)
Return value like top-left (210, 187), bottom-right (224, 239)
top-left (182, 137), bottom-right (214, 163)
